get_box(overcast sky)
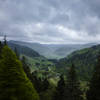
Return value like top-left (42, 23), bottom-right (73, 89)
top-left (0, 0), bottom-right (100, 44)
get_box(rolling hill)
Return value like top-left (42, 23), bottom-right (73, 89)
top-left (8, 40), bottom-right (97, 59)
top-left (56, 44), bottom-right (100, 80)
top-left (8, 42), bottom-right (56, 79)
top-left (8, 42), bottom-right (41, 58)
top-left (8, 41), bottom-right (100, 80)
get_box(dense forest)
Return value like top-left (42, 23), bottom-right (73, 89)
top-left (0, 38), bottom-right (100, 100)
top-left (56, 45), bottom-right (100, 80)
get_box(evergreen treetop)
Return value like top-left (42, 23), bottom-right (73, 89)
top-left (86, 55), bottom-right (100, 100)
top-left (0, 46), bottom-right (39, 100)
top-left (65, 64), bottom-right (83, 100)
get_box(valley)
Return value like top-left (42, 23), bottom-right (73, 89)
top-left (8, 40), bottom-right (99, 81)
top-left (9, 40), bottom-right (97, 59)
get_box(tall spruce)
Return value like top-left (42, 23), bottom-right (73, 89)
top-left (21, 56), bottom-right (45, 94)
top-left (0, 41), bottom-right (3, 59)
top-left (42, 77), bottom-right (50, 91)
top-left (0, 46), bottom-right (39, 100)
top-left (21, 56), bottom-right (43, 93)
top-left (86, 56), bottom-right (100, 100)
top-left (32, 72), bottom-right (44, 93)
top-left (21, 56), bottom-right (31, 78)
top-left (64, 64), bottom-right (83, 100)
top-left (53, 75), bottom-right (65, 100)
top-left (14, 47), bottom-right (20, 59)
top-left (3, 35), bottom-right (7, 45)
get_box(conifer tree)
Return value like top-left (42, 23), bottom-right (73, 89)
top-left (86, 56), bottom-right (100, 100)
top-left (65, 64), bottom-right (83, 100)
top-left (0, 46), bottom-right (39, 100)
top-left (53, 75), bottom-right (65, 100)
top-left (14, 47), bottom-right (20, 59)
top-left (21, 56), bottom-right (43, 93)
top-left (32, 72), bottom-right (43, 93)
top-left (42, 78), bottom-right (50, 91)
top-left (0, 41), bottom-right (3, 59)
top-left (21, 56), bottom-right (31, 77)
top-left (21, 56), bottom-right (44, 94)
top-left (3, 35), bottom-right (7, 45)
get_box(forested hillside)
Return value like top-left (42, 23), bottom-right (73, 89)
top-left (8, 42), bottom-right (57, 81)
top-left (0, 39), bottom-right (100, 100)
top-left (56, 45), bottom-right (100, 80)
top-left (8, 42), bottom-right (41, 58)
top-left (8, 41), bottom-right (100, 81)
top-left (0, 42), bottom-right (39, 100)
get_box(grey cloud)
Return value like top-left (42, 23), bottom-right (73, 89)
top-left (0, 0), bottom-right (100, 43)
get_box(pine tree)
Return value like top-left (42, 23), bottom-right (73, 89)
top-left (21, 56), bottom-right (31, 78)
top-left (0, 46), bottom-right (39, 100)
top-left (64, 64), bottom-right (83, 100)
top-left (21, 56), bottom-right (44, 93)
top-left (53, 75), bottom-right (65, 100)
top-left (0, 41), bottom-right (3, 59)
top-left (14, 47), bottom-right (20, 59)
top-left (3, 35), bottom-right (7, 45)
top-left (32, 72), bottom-right (43, 93)
top-left (86, 56), bottom-right (100, 100)
top-left (21, 56), bottom-right (45, 94)
top-left (42, 78), bottom-right (50, 91)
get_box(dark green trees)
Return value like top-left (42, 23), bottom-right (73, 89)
top-left (86, 56), bottom-right (100, 100)
top-left (53, 75), bottom-right (65, 100)
top-left (14, 47), bottom-right (20, 59)
top-left (0, 41), bottom-right (3, 59)
top-left (3, 35), bottom-right (7, 45)
top-left (53, 64), bottom-right (83, 100)
top-left (21, 56), bottom-right (31, 79)
top-left (0, 46), bottom-right (39, 100)
top-left (42, 78), bottom-right (50, 91)
top-left (65, 64), bottom-right (83, 100)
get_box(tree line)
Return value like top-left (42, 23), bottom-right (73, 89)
top-left (0, 38), bottom-right (100, 100)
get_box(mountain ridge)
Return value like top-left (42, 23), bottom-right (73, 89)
top-left (8, 40), bottom-right (98, 59)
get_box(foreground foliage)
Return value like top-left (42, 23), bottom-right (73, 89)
top-left (0, 46), bottom-right (39, 100)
